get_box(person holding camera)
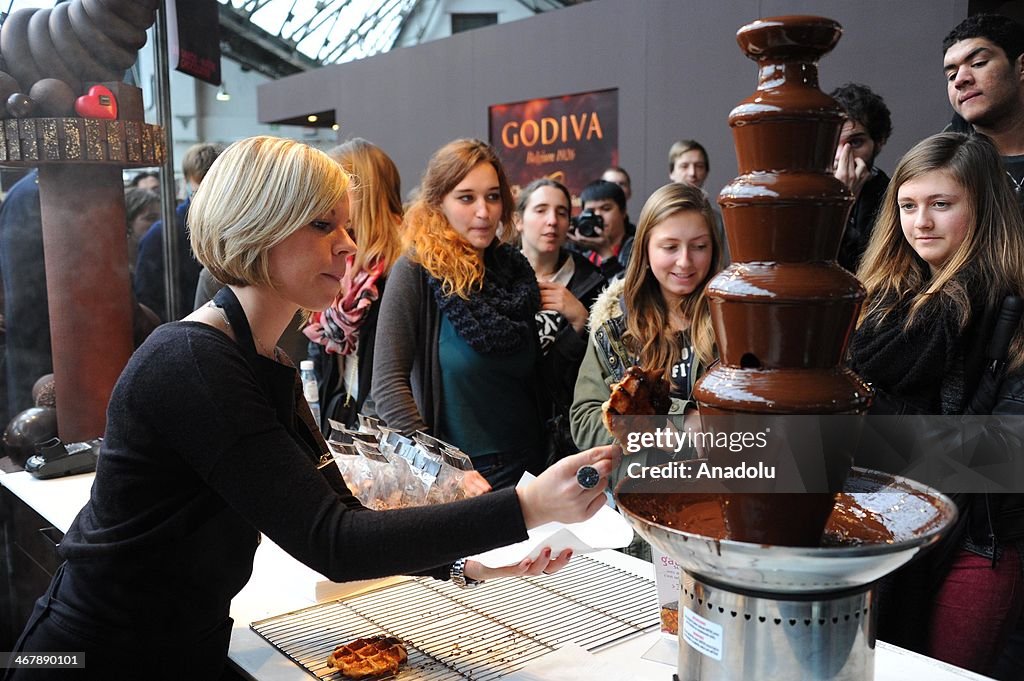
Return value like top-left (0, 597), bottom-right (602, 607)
top-left (568, 180), bottom-right (634, 279)
top-left (601, 166), bottom-right (637, 237)
top-left (514, 178), bottom-right (607, 464)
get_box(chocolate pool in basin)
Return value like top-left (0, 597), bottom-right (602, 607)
top-left (614, 15), bottom-right (957, 681)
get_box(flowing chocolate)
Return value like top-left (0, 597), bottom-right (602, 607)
top-left (618, 491), bottom-right (896, 547)
top-left (690, 16), bottom-right (872, 546)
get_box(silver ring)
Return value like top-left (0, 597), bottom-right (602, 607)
top-left (576, 465), bottom-right (600, 490)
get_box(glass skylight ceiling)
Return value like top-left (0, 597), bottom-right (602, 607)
top-left (217, 0), bottom-right (420, 65)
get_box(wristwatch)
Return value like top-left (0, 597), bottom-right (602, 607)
top-left (450, 558), bottom-right (484, 589)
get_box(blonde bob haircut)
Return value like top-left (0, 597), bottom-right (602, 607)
top-left (403, 138), bottom-right (515, 299)
top-left (189, 136), bottom-right (349, 288)
top-left (622, 182), bottom-right (723, 378)
top-left (328, 138), bottom-right (403, 275)
top-left (857, 132), bottom-right (1024, 370)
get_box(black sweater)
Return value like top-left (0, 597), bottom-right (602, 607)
top-left (57, 321), bottom-right (528, 643)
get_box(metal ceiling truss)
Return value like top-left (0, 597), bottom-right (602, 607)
top-left (217, 0), bottom-right (583, 76)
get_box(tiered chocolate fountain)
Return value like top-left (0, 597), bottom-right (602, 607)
top-left (616, 16), bottom-right (956, 681)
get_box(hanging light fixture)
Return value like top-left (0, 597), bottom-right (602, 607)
top-left (216, 82), bottom-right (231, 102)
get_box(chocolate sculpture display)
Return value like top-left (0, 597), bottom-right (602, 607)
top-left (0, 0), bottom-right (156, 104)
top-left (615, 16), bottom-right (957, 681)
top-left (0, 0), bottom-right (164, 443)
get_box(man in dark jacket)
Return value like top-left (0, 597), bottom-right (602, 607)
top-left (568, 180), bottom-right (633, 279)
top-left (0, 170), bottom-right (49, 420)
top-left (134, 143), bottom-right (223, 322)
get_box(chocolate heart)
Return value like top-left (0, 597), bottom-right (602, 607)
top-left (74, 84), bottom-right (117, 119)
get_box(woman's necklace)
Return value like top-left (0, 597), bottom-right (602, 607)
top-left (1007, 169), bottom-right (1024, 195)
top-left (207, 302), bottom-right (280, 360)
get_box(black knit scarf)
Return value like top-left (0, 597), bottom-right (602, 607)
top-left (849, 274), bottom-right (989, 415)
top-left (426, 242), bottom-right (540, 355)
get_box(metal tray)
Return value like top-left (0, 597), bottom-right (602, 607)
top-left (251, 556), bottom-right (660, 680)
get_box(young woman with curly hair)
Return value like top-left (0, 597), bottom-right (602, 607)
top-left (372, 139), bottom-right (550, 489)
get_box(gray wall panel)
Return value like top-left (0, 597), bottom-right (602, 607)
top-left (259, 0), bottom-right (967, 211)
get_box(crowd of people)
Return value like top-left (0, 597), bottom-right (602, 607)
top-left (1, 10), bottom-right (1022, 681)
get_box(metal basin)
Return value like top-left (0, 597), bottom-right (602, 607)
top-left (615, 467), bottom-right (958, 594)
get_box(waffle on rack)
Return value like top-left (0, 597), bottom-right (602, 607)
top-left (326, 635), bottom-right (408, 679)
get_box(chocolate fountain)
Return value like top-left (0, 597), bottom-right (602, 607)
top-left (615, 16), bottom-right (957, 681)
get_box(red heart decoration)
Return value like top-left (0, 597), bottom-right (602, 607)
top-left (74, 85), bottom-right (117, 120)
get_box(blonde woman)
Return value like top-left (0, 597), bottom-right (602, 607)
top-left (304, 138), bottom-right (404, 430)
top-left (6, 136), bottom-right (619, 681)
top-left (571, 182), bottom-right (724, 449)
top-left (372, 139), bottom-right (549, 488)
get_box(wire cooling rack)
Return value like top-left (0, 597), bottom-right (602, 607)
top-left (251, 555), bottom-right (660, 679)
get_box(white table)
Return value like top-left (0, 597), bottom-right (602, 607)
top-left (0, 470), bottom-right (993, 680)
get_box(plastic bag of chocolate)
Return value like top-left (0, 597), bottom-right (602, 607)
top-left (371, 435), bottom-right (424, 508)
top-left (352, 440), bottom-right (406, 510)
top-left (399, 442), bottom-right (444, 505)
top-left (357, 413), bottom-right (382, 436)
top-left (329, 424), bottom-right (379, 448)
top-left (323, 441), bottom-right (377, 506)
top-left (413, 432), bottom-right (481, 502)
top-left (376, 429), bottom-right (434, 505)
top-left (414, 432), bottom-right (474, 471)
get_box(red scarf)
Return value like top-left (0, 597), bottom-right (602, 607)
top-left (303, 256), bottom-right (385, 355)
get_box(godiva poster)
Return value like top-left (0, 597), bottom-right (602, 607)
top-left (489, 89), bottom-right (618, 209)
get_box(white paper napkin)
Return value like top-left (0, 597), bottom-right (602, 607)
top-left (468, 473), bottom-right (634, 568)
top-left (503, 644), bottom-right (634, 681)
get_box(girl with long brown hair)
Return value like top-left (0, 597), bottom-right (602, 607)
top-left (850, 132), bottom-right (1024, 676)
top-left (852, 132), bottom-right (1024, 413)
top-left (570, 182), bottom-right (724, 449)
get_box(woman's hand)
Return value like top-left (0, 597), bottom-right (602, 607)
top-left (538, 281), bottom-right (589, 333)
top-left (516, 444), bottom-right (621, 529)
top-left (464, 547), bottom-right (574, 581)
top-left (461, 470), bottom-right (492, 497)
top-left (833, 142), bottom-right (870, 198)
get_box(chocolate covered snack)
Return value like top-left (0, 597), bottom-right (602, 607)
top-left (327, 635), bottom-right (408, 679)
top-left (602, 366), bottom-right (672, 442)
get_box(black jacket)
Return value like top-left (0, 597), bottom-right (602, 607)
top-left (963, 363), bottom-right (1024, 552)
top-left (540, 252), bottom-right (607, 464)
top-left (837, 168), bottom-right (889, 274)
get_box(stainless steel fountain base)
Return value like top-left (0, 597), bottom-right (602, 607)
top-left (677, 573), bottom-right (874, 681)
top-left (616, 468), bottom-right (958, 681)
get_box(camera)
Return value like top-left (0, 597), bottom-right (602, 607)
top-left (571, 209), bottom-right (604, 238)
